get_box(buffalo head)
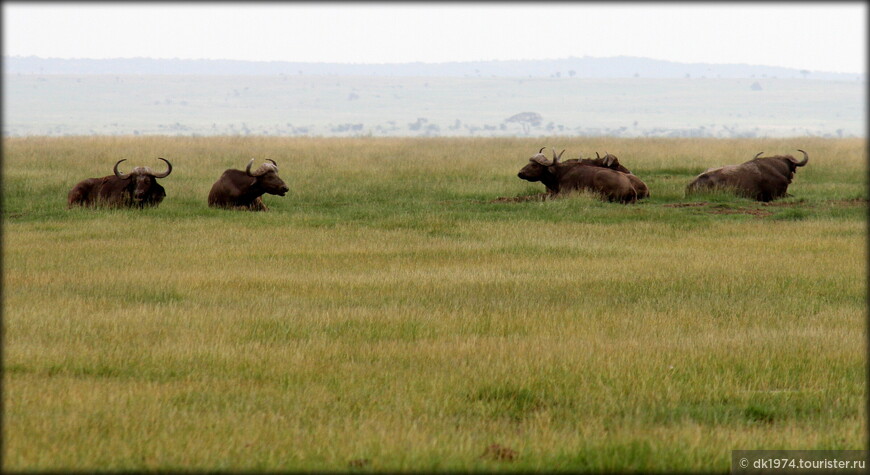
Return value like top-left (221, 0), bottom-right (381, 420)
top-left (113, 157), bottom-right (172, 204)
top-left (518, 147), bottom-right (565, 182)
top-left (246, 159), bottom-right (289, 196)
top-left (753, 149), bottom-right (809, 169)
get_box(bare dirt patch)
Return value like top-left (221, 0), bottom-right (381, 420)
top-left (759, 200), bottom-right (807, 207)
top-left (707, 208), bottom-right (773, 217)
top-left (348, 459), bottom-right (371, 468)
top-left (663, 197), bottom-right (866, 218)
top-left (481, 443), bottom-right (518, 462)
top-left (663, 202), bottom-right (773, 217)
top-left (490, 194), bottom-right (549, 203)
top-left (760, 198), bottom-right (867, 208)
top-left (827, 198), bottom-right (869, 207)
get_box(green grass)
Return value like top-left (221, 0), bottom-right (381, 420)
top-left (2, 136), bottom-right (866, 471)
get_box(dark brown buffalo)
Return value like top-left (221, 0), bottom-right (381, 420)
top-left (67, 158), bottom-right (172, 208)
top-left (517, 148), bottom-right (638, 203)
top-left (686, 150), bottom-right (809, 201)
top-left (574, 152), bottom-right (650, 200)
top-left (207, 159), bottom-right (289, 211)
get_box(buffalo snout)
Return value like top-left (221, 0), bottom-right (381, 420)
top-left (273, 177), bottom-right (290, 195)
top-left (265, 179), bottom-right (289, 196)
top-left (517, 162), bottom-right (544, 182)
top-left (132, 177), bottom-right (153, 200)
top-left (257, 171), bottom-right (289, 197)
top-left (517, 150), bottom-right (558, 182)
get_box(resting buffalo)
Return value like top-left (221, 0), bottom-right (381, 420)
top-left (67, 158), bottom-right (172, 208)
top-left (576, 152), bottom-right (650, 200)
top-left (207, 159), bottom-right (289, 211)
top-left (517, 148), bottom-right (638, 203)
top-left (686, 150), bottom-right (809, 202)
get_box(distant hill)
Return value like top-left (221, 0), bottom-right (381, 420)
top-left (4, 55), bottom-right (864, 81)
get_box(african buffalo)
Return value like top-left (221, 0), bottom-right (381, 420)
top-left (67, 158), bottom-right (172, 208)
top-left (686, 150), bottom-right (809, 202)
top-left (518, 148), bottom-right (638, 203)
top-left (207, 159), bottom-right (289, 211)
top-left (578, 152), bottom-right (650, 200)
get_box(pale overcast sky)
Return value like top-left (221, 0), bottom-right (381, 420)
top-left (3, 2), bottom-right (866, 74)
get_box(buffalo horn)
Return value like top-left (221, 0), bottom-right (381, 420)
top-left (551, 148), bottom-right (561, 165)
top-left (753, 152), bottom-right (764, 159)
top-left (539, 147), bottom-right (546, 154)
top-left (113, 159), bottom-right (130, 180)
top-left (595, 152), bottom-right (601, 159)
top-left (151, 157), bottom-right (172, 178)
top-left (246, 158), bottom-right (274, 177)
top-left (793, 149), bottom-right (809, 166)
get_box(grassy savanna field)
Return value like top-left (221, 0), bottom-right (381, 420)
top-left (3, 136), bottom-right (866, 471)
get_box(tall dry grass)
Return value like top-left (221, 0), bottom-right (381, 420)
top-left (3, 136), bottom-right (866, 471)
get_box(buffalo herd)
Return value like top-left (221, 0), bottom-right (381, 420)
top-left (68, 158), bottom-right (289, 211)
top-left (67, 148), bottom-right (809, 210)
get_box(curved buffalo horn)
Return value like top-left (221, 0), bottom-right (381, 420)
top-left (557, 149), bottom-right (565, 160)
top-left (151, 157), bottom-right (172, 178)
top-left (113, 159), bottom-right (131, 180)
top-left (246, 158), bottom-right (273, 177)
top-left (595, 152), bottom-right (601, 159)
top-left (266, 159), bottom-right (278, 167)
top-left (753, 152), bottom-right (764, 159)
top-left (538, 146), bottom-right (546, 154)
top-left (551, 148), bottom-right (560, 165)
top-left (793, 149), bottom-right (809, 166)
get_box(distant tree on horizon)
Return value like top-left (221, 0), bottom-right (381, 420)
top-left (504, 112), bottom-right (542, 135)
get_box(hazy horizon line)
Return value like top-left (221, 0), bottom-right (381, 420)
top-left (4, 54), bottom-right (864, 75)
